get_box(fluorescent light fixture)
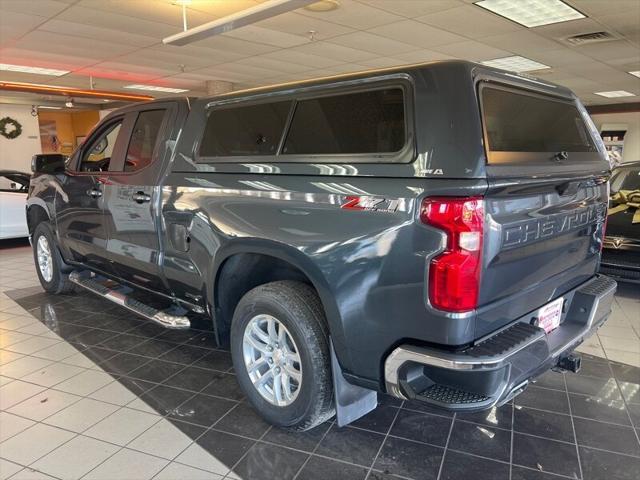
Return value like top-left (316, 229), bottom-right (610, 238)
top-left (163, 0), bottom-right (316, 46)
top-left (475, 0), bottom-right (584, 28)
top-left (629, 71), bottom-right (640, 78)
top-left (0, 62), bottom-right (70, 76)
top-left (594, 90), bottom-right (636, 98)
top-left (482, 55), bottom-right (550, 73)
top-left (124, 84), bottom-right (189, 93)
top-left (37, 105), bottom-right (63, 109)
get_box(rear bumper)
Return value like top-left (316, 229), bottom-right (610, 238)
top-left (601, 246), bottom-right (640, 283)
top-left (384, 274), bottom-right (617, 411)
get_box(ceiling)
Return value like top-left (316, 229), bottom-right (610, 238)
top-left (0, 0), bottom-right (639, 106)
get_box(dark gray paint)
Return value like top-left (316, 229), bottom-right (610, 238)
top-left (27, 60), bottom-right (611, 390)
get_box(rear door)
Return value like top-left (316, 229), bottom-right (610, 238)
top-left (476, 82), bottom-right (610, 336)
top-left (102, 104), bottom-right (175, 292)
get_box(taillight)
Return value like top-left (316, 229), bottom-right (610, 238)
top-left (420, 197), bottom-right (484, 312)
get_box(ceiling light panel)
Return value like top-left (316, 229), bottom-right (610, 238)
top-left (481, 55), bottom-right (550, 72)
top-left (629, 71), bottom-right (640, 78)
top-left (0, 63), bottom-right (70, 76)
top-left (474, 0), bottom-right (584, 28)
top-left (124, 84), bottom-right (189, 93)
top-left (594, 91), bottom-right (635, 98)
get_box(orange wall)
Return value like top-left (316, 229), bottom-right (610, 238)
top-left (71, 110), bottom-right (100, 139)
top-left (38, 110), bottom-right (100, 154)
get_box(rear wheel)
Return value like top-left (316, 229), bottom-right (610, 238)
top-left (32, 222), bottom-right (76, 294)
top-left (230, 280), bottom-right (335, 431)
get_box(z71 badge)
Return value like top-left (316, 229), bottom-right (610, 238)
top-left (419, 168), bottom-right (444, 176)
top-left (341, 195), bottom-right (400, 212)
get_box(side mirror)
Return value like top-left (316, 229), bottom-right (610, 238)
top-left (31, 153), bottom-right (68, 174)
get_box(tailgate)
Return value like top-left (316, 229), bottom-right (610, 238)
top-left (475, 81), bottom-right (610, 337)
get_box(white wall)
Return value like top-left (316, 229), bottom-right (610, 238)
top-left (591, 111), bottom-right (640, 163)
top-left (0, 104), bottom-right (41, 172)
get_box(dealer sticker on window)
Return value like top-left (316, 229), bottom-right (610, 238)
top-left (537, 297), bottom-right (564, 334)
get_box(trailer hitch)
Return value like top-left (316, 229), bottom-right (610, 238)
top-left (557, 352), bottom-right (582, 373)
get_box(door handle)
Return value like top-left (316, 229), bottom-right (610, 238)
top-left (132, 192), bottom-right (151, 204)
top-left (86, 188), bottom-right (102, 198)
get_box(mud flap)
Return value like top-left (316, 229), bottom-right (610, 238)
top-left (330, 341), bottom-right (377, 427)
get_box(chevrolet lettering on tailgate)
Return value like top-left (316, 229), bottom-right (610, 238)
top-left (502, 203), bottom-right (607, 249)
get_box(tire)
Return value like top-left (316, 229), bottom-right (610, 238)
top-left (32, 222), bottom-right (76, 295)
top-left (230, 280), bottom-right (335, 431)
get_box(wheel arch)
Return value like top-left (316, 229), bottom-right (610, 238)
top-left (208, 239), bottom-right (351, 371)
top-left (26, 199), bottom-right (52, 236)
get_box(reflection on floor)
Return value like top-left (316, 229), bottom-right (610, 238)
top-left (0, 241), bottom-right (639, 480)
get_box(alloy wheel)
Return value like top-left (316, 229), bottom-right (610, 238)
top-left (36, 235), bottom-right (53, 282)
top-left (242, 314), bottom-right (302, 407)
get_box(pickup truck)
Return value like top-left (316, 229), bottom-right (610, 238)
top-left (27, 60), bottom-right (616, 431)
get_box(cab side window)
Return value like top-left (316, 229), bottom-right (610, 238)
top-left (125, 110), bottom-right (166, 172)
top-left (79, 120), bottom-right (124, 172)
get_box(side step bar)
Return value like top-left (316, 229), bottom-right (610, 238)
top-left (69, 271), bottom-right (190, 329)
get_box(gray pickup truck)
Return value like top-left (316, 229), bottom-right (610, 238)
top-left (27, 60), bottom-right (616, 431)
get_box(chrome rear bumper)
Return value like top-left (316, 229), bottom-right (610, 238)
top-left (384, 275), bottom-right (617, 410)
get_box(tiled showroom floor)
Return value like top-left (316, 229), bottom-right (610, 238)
top-left (0, 240), bottom-right (639, 480)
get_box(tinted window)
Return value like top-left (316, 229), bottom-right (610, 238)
top-left (282, 88), bottom-right (405, 155)
top-left (482, 87), bottom-right (595, 153)
top-left (80, 120), bottom-right (123, 172)
top-left (125, 110), bottom-right (166, 172)
top-left (200, 101), bottom-right (292, 157)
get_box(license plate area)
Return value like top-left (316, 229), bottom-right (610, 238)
top-left (537, 297), bottom-right (564, 334)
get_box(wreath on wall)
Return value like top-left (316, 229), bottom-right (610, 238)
top-left (0, 117), bottom-right (23, 139)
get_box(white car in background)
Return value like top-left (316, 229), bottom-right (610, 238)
top-left (0, 171), bottom-right (30, 239)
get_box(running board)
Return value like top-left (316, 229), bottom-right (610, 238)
top-left (68, 271), bottom-right (190, 329)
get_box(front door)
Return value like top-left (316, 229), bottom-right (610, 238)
top-left (55, 116), bottom-right (129, 275)
top-left (103, 106), bottom-right (172, 292)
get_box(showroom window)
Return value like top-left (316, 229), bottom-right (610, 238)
top-left (125, 109), bottom-right (167, 172)
top-left (282, 88), bottom-right (405, 155)
top-left (481, 87), bottom-right (596, 153)
top-left (199, 101), bottom-right (292, 157)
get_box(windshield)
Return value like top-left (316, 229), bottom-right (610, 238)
top-left (611, 166), bottom-right (640, 192)
top-left (482, 86), bottom-right (596, 154)
top-left (0, 173), bottom-right (29, 192)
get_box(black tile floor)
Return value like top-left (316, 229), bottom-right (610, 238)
top-left (5, 286), bottom-right (640, 480)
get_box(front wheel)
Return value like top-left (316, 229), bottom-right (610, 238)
top-left (230, 280), bottom-right (335, 431)
top-left (32, 222), bottom-right (76, 294)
